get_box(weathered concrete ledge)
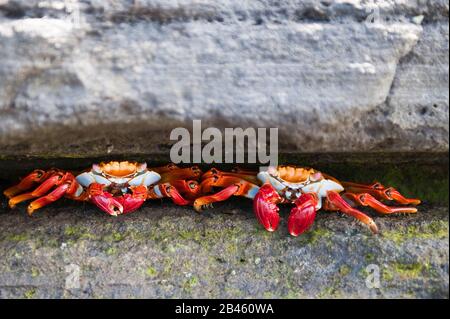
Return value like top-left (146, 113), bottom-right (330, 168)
top-left (0, 0), bottom-right (448, 154)
top-left (0, 195), bottom-right (447, 299)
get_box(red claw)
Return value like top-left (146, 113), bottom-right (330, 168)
top-left (115, 194), bottom-right (145, 214)
top-left (288, 193), bottom-right (318, 236)
top-left (116, 186), bottom-right (147, 214)
top-left (90, 192), bottom-right (124, 216)
top-left (253, 183), bottom-right (282, 232)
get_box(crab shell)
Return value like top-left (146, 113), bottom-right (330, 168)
top-left (256, 165), bottom-right (344, 209)
top-left (74, 161), bottom-right (161, 196)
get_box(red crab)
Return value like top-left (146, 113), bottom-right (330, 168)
top-left (3, 162), bottom-right (202, 215)
top-left (193, 166), bottom-right (421, 236)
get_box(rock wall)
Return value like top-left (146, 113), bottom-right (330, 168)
top-left (0, 0), bottom-right (448, 156)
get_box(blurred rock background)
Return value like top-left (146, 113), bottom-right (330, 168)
top-left (0, 0), bottom-right (448, 157)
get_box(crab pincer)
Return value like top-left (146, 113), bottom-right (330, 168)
top-left (288, 193), bottom-right (319, 236)
top-left (253, 183), bottom-right (282, 232)
top-left (88, 183), bottom-right (124, 216)
top-left (254, 184), bottom-right (319, 236)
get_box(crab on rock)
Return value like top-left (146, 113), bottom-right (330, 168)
top-left (3, 162), bottom-right (202, 215)
top-left (193, 166), bottom-right (421, 236)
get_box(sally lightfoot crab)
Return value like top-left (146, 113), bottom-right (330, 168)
top-left (193, 166), bottom-right (421, 236)
top-left (3, 162), bottom-right (202, 215)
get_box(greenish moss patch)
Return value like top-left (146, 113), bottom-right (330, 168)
top-left (383, 220), bottom-right (449, 244)
top-left (23, 288), bottom-right (36, 299)
top-left (105, 247), bottom-right (117, 255)
top-left (145, 266), bottom-right (157, 277)
top-left (7, 234), bottom-right (28, 242)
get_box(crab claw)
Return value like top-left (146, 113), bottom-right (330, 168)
top-left (115, 186), bottom-right (147, 214)
top-left (288, 193), bottom-right (318, 236)
top-left (115, 194), bottom-right (145, 214)
top-left (90, 192), bottom-right (124, 216)
top-left (253, 183), bottom-right (282, 232)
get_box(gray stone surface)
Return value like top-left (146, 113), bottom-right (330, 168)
top-left (0, 196), bottom-right (447, 299)
top-left (0, 0), bottom-right (448, 156)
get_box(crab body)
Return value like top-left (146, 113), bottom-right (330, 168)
top-left (194, 165), bottom-right (420, 236)
top-left (256, 166), bottom-right (344, 209)
top-left (3, 163), bottom-right (420, 237)
top-left (76, 162), bottom-right (161, 191)
top-left (4, 161), bottom-right (202, 216)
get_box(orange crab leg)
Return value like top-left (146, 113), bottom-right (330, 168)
top-left (8, 173), bottom-right (65, 208)
top-left (194, 184), bottom-right (240, 211)
top-left (3, 169), bottom-right (48, 198)
top-left (148, 183), bottom-right (192, 206)
top-left (166, 186), bottom-right (192, 206)
top-left (159, 166), bottom-right (203, 183)
top-left (341, 181), bottom-right (421, 205)
top-left (201, 168), bottom-right (259, 184)
top-left (195, 171), bottom-right (261, 211)
top-left (194, 181), bottom-right (259, 212)
top-left (27, 183), bottom-right (71, 215)
top-left (7, 193), bottom-right (36, 208)
top-left (168, 180), bottom-right (201, 199)
top-left (325, 191), bottom-right (378, 234)
top-left (199, 174), bottom-right (257, 194)
top-left (343, 193), bottom-right (418, 214)
top-left (388, 188), bottom-right (421, 205)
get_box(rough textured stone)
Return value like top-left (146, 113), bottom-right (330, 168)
top-left (0, 0), bottom-right (448, 156)
top-left (0, 196), bottom-right (447, 299)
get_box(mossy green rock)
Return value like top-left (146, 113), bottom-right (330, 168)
top-left (0, 195), bottom-right (447, 298)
